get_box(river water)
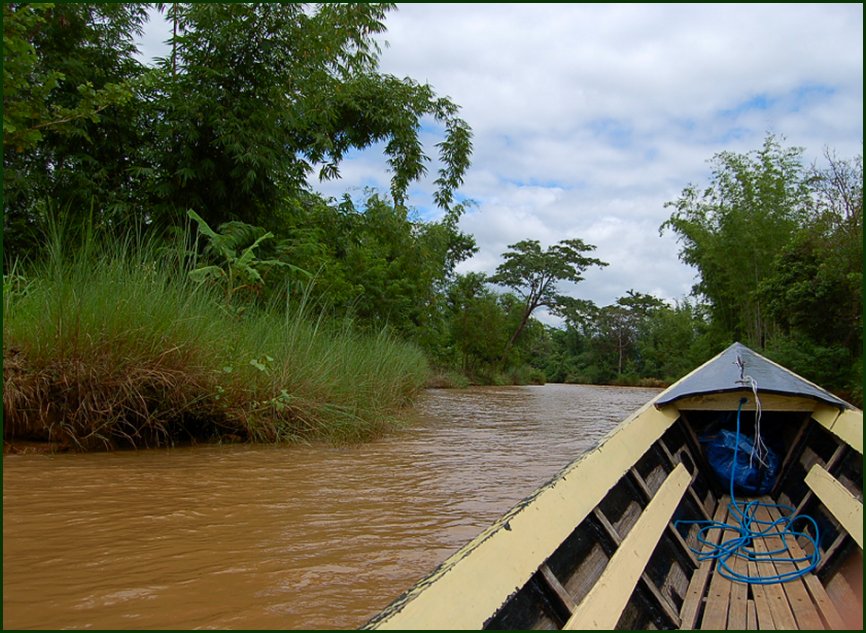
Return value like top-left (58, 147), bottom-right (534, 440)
top-left (3, 383), bottom-right (660, 630)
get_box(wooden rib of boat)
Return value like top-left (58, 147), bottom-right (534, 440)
top-left (365, 342), bottom-right (863, 630)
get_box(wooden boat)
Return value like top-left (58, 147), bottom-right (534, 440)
top-left (365, 342), bottom-right (862, 630)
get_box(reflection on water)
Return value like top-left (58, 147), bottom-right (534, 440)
top-left (3, 384), bottom-right (659, 629)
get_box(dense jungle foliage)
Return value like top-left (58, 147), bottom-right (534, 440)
top-left (2, 3), bottom-right (862, 449)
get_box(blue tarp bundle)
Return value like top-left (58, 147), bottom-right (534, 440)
top-left (701, 429), bottom-right (780, 495)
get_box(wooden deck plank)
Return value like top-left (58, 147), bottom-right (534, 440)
top-left (747, 562), bottom-right (776, 630)
top-left (727, 549), bottom-right (749, 630)
top-left (755, 500), bottom-right (824, 631)
top-left (753, 503), bottom-right (822, 630)
top-left (763, 503), bottom-right (845, 630)
top-left (564, 463), bottom-right (690, 630)
top-left (746, 599), bottom-right (758, 630)
top-left (699, 542), bottom-right (733, 629)
top-left (682, 497), bottom-right (844, 630)
top-left (591, 507), bottom-right (682, 628)
top-left (697, 497), bottom-right (742, 630)
top-left (629, 467), bottom-right (700, 569)
top-left (679, 501), bottom-right (730, 629)
top-left (804, 463), bottom-right (863, 549)
top-left (802, 565), bottom-right (847, 629)
top-left (747, 505), bottom-right (799, 630)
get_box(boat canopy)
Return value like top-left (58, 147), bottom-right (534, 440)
top-left (655, 342), bottom-right (851, 409)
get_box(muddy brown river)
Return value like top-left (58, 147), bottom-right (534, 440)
top-left (3, 384), bottom-right (660, 630)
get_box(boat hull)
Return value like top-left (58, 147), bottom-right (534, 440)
top-left (366, 344), bottom-right (863, 630)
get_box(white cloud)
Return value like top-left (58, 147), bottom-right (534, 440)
top-left (350, 3), bottom-right (863, 307)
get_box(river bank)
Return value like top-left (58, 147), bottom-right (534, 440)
top-left (2, 232), bottom-right (429, 451)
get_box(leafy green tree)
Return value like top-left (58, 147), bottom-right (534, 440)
top-left (4, 3), bottom-right (473, 266)
top-left (566, 292), bottom-right (664, 381)
top-left (660, 134), bottom-right (812, 347)
top-left (540, 292), bottom-right (710, 385)
top-left (272, 192), bottom-right (476, 342)
top-left (544, 297), bottom-right (600, 382)
top-left (488, 239), bottom-right (607, 358)
top-left (445, 273), bottom-right (509, 373)
top-left (3, 3), bottom-right (149, 260)
top-left (2, 3), bottom-right (142, 153)
top-left (549, 293), bottom-right (595, 322)
top-left (601, 291), bottom-right (666, 376)
top-left (660, 138), bottom-right (861, 401)
top-left (759, 151), bottom-right (862, 401)
top-left (146, 2), bottom-right (472, 230)
top-left (538, 326), bottom-right (585, 383)
top-left (636, 299), bottom-right (711, 381)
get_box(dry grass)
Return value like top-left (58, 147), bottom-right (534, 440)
top-left (4, 346), bottom-right (226, 449)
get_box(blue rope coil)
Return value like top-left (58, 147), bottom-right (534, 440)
top-left (675, 398), bottom-right (821, 584)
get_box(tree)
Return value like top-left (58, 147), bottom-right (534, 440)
top-left (488, 238), bottom-right (607, 356)
top-left (637, 299), bottom-right (710, 381)
top-left (603, 291), bottom-right (666, 376)
top-left (660, 134), bottom-right (812, 347)
top-left (3, 3), bottom-right (149, 260)
top-left (530, 294), bottom-right (710, 386)
top-left (565, 291), bottom-right (668, 381)
top-left (272, 191), bottom-right (476, 342)
top-left (146, 3), bottom-right (472, 231)
top-left (759, 151), bottom-right (862, 400)
top-left (445, 273), bottom-right (509, 373)
top-left (2, 3), bottom-right (143, 153)
top-left (660, 138), bottom-right (861, 403)
top-left (3, 3), bottom-right (473, 263)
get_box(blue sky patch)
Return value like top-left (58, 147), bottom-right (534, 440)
top-left (587, 118), bottom-right (634, 149)
top-left (789, 83), bottom-right (837, 112)
top-left (505, 177), bottom-right (575, 190)
top-left (720, 83), bottom-right (838, 120)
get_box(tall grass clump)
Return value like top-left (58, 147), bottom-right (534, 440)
top-left (226, 302), bottom-right (429, 443)
top-left (3, 222), bottom-right (429, 450)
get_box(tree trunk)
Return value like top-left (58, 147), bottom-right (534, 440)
top-left (502, 300), bottom-right (535, 362)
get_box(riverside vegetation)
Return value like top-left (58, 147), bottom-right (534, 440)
top-left (3, 221), bottom-right (430, 450)
top-left (3, 4), bottom-right (862, 450)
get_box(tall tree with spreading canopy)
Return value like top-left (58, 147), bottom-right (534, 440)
top-left (146, 2), bottom-right (472, 230)
top-left (488, 238), bottom-right (607, 357)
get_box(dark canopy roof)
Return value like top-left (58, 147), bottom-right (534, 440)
top-left (655, 342), bottom-right (851, 409)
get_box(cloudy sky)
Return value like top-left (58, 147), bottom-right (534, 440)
top-left (137, 3), bottom-right (863, 322)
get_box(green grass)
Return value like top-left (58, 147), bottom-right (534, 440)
top-left (3, 227), bottom-right (429, 450)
